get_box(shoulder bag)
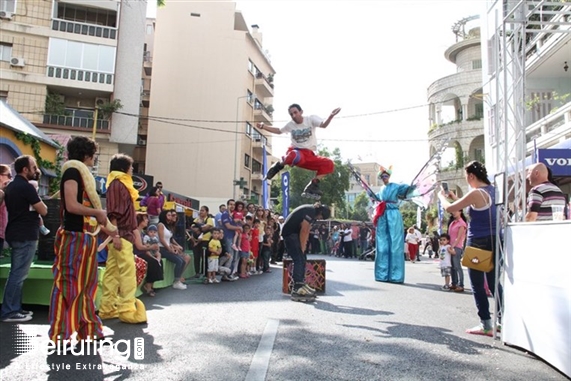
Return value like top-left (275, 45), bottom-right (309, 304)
top-left (461, 189), bottom-right (494, 273)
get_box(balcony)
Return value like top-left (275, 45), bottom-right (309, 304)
top-left (42, 114), bottom-right (109, 132)
top-left (46, 66), bottom-right (114, 90)
top-left (141, 90), bottom-right (150, 108)
top-left (251, 171), bottom-right (264, 181)
top-left (253, 102), bottom-right (273, 124)
top-left (254, 72), bottom-right (274, 98)
top-left (143, 51), bottom-right (152, 76)
top-left (52, 19), bottom-right (117, 40)
top-left (525, 101), bottom-right (571, 151)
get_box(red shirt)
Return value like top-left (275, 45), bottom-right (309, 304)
top-left (106, 179), bottom-right (137, 244)
top-left (240, 231), bottom-right (251, 252)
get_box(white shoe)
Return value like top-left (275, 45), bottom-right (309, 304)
top-left (172, 281), bottom-right (187, 290)
top-left (213, 278), bottom-right (220, 283)
top-left (207, 278), bottom-right (214, 284)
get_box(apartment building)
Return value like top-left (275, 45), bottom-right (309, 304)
top-left (346, 162), bottom-right (382, 206)
top-left (427, 16), bottom-right (486, 198)
top-left (145, 1), bottom-right (276, 204)
top-left (0, 0), bottom-right (146, 176)
top-left (481, 1), bottom-right (571, 201)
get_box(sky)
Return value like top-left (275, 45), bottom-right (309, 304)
top-left (148, 1), bottom-right (485, 183)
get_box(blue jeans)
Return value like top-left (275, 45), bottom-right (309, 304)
top-left (467, 236), bottom-right (502, 323)
top-left (160, 247), bottom-right (185, 279)
top-left (225, 238), bottom-right (239, 275)
top-left (360, 239), bottom-right (368, 254)
top-left (284, 233), bottom-right (306, 285)
top-left (451, 247), bottom-right (464, 287)
top-left (1, 240), bottom-right (37, 319)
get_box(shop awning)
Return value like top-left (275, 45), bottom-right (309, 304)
top-left (0, 100), bottom-right (59, 148)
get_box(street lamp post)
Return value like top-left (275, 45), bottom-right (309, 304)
top-left (234, 94), bottom-right (253, 199)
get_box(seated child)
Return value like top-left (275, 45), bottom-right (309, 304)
top-left (438, 233), bottom-right (455, 290)
top-left (143, 225), bottom-right (161, 262)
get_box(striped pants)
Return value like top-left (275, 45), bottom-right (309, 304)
top-left (48, 229), bottom-right (103, 341)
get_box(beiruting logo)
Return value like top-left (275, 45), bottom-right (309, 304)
top-left (13, 329), bottom-right (144, 360)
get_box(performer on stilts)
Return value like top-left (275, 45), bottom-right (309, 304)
top-left (374, 166), bottom-right (414, 283)
top-left (257, 104), bottom-right (341, 200)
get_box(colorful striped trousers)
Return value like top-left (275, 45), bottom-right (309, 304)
top-left (48, 229), bottom-right (103, 341)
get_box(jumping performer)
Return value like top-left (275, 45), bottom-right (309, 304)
top-left (257, 104), bottom-right (341, 199)
top-left (281, 203), bottom-right (331, 301)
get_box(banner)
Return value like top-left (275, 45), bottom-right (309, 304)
top-left (538, 148), bottom-right (571, 176)
top-left (281, 172), bottom-right (290, 218)
top-left (262, 144), bottom-right (269, 209)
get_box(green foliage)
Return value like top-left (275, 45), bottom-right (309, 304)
top-left (45, 91), bottom-right (66, 115)
top-left (157, 0), bottom-right (166, 7)
top-left (97, 99), bottom-right (123, 120)
top-left (14, 132), bottom-right (64, 195)
top-left (275, 146), bottom-right (350, 214)
top-left (349, 192), bottom-right (370, 221)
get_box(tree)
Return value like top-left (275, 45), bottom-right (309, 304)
top-left (349, 192), bottom-right (370, 221)
top-left (400, 201), bottom-right (420, 231)
top-left (157, 0), bottom-right (166, 7)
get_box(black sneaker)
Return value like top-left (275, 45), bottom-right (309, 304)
top-left (302, 180), bottom-right (323, 200)
top-left (264, 161), bottom-right (285, 180)
top-left (2, 313), bottom-right (32, 323)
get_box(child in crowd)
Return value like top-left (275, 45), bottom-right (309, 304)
top-left (143, 225), bottom-right (161, 263)
top-left (29, 179), bottom-right (50, 236)
top-left (438, 233), bottom-right (455, 290)
top-left (250, 219), bottom-right (261, 274)
top-left (232, 201), bottom-right (245, 251)
top-left (207, 228), bottom-right (223, 284)
top-left (261, 226), bottom-right (273, 273)
top-left (238, 223), bottom-right (251, 278)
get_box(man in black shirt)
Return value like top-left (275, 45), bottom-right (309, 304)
top-left (1, 155), bottom-right (47, 322)
top-left (282, 203), bottom-right (330, 301)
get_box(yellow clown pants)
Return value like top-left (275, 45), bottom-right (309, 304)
top-left (99, 239), bottom-right (147, 323)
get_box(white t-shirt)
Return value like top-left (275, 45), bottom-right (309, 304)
top-left (342, 228), bottom-right (352, 242)
top-left (280, 115), bottom-right (323, 151)
top-left (439, 244), bottom-right (452, 268)
top-left (405, 233), bottom-right (418, 244)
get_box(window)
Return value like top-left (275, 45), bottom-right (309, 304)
top-left (246, 122), bottom-right (252, 137)
top-left (247, 90), bottom-right (254, 104)
top-left (252, 159), bottom-right (262, 173)
top-left (146, 25), bottom-right (153, 34)
top-left (475, 103), bottom-right (484, 118)
top-left (472, 59), bottom-right (482, 70)
top-left (248, 59), bottom-right (254, 73)
top-left (47, 38), bottom-right (116, 73)
top-left (244, 154), bottom-right (250, 168)
top-left (0, 0), bottom-right (16, 13)
top-left (55, 2), bottom-right (117, 28)
top-left (0, 43), bottom-right (12, 62)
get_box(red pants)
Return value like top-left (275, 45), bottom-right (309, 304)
top-left (283, 147), bottom-right (334, 176)
top-left (408, 243), bottom-right (418, 261)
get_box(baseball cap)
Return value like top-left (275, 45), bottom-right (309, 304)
top-left (147, 224), bottom-right (158, 232)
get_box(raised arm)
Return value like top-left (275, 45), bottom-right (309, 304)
top-left (320, 107), bottom-right (341, 128)
top-left (256, 122), bottom-right (282, 135)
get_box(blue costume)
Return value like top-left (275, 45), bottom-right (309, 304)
top-left (375, 182), bottom-right (412, 283)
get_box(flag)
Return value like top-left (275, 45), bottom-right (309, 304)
top-left (262, 144), bottom-right (269, 209)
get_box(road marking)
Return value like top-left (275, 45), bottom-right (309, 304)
top-left (245, 319), bottom-right (279, 381)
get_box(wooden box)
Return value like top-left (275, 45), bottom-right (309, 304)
top-left (282, 258), bottom-right (326, 294)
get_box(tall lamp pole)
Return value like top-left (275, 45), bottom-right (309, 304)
top-left (234, 95), bottom-right (252, 199)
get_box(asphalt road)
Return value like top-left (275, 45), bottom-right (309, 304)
top-left (0, 254), bottom-right (567, 381)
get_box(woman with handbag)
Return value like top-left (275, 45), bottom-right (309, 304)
top-left (438, 161), bottom-right (500, 337)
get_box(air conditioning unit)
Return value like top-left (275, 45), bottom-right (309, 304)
top-left (138, 139), bottom-right (147, 146)
top-left (0, 11), bottom-right (14, 19)
top-left (95, 97), bottom-right (109, 107)
top-left (10, 57), bottom-right (25, 67)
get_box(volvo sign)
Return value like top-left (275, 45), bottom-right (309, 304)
top-left (538, 149), bottom-right (571, 176)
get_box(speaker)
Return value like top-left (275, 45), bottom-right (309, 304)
top-left (37, 198), bottom-right (61, 261)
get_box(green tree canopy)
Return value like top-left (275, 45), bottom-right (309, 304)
top-left (349, 192), bottom-right (370, 221)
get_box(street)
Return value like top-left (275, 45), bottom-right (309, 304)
top-left (0, 254), bottom-right (567, 381)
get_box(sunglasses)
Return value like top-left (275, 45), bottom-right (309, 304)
top-left (380, 174), bottom-right (390, 179)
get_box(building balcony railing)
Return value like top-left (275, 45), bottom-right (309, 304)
top-left (251, 171), bottom-right (263, 181)
top-left (253, 103), bottom-right (273, 123)
top-left (52, 19), bottom-right (117, 40)
top-left (47, 65), bottom-right (114, 85)
top-left (525, 100), bottom-right (571, 151)
top-left (254, 72), bottom-right (274, 98)
top-left (42, 114), bottom-right (109, 132)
